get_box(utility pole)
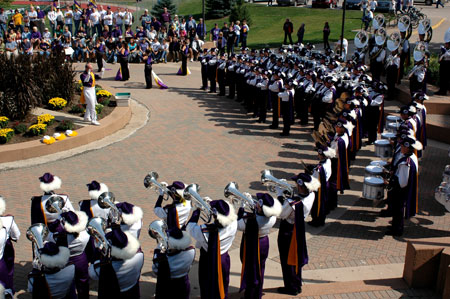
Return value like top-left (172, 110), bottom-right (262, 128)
top-left (340, 0), bottom-right (347, 60)
top-left (202, 0), bottom-right (205, 23)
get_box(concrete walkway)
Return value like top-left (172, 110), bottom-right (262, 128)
top-left (1, 61), bottom-right (449, 298)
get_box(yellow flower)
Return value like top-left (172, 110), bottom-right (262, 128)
top-left (65, 130), bottom-right (78, 137)
top-left (0, 128), bottom-right (14, 138)
top-left (28, 123), bottom-right (47, 135)
top-left (42, 135), bottom-right (56, 145)
top-left (96, 90), bottom-right (112, 97)
top-left (37, 114), bottom-right (55, 125)
top-left (0, 116), bottom-right (9, 122)
top-left (48, 97), bottom-right (67, 110)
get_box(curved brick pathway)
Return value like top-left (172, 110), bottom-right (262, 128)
top-left (1, 62), bottom-right (449, 298)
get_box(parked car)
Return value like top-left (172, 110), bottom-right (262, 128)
top-left (311, 0), bottom-right (337, 8)
top-left (277, 0), bottom-right (308, 6)
top-left (345, 0), bottom-right (362, 10)
top-left (376, 0), bottom-right (392, 12)
top-left (414, 0), bottom-right (434, 5)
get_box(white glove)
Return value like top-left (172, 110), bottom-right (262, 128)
top-left (203, 196), bottom-right (212, 203)
top-left (159, 182), bottom-right (168, 196)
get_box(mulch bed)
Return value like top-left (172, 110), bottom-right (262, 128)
top-left (1, 91), bottom-right (116, 146)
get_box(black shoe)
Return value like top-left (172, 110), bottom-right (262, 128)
top-left (385, 229), bottom-right (402, 237)
top-left (365, 141), bottom-right (374, 146)
top-left (146, 87), bottom-right (152, 89)
top-left (227, 96), bottom-right (234, 99)
top-left (308, 220), bottom-right (325, 227)
top-left (280, 133), bottom-right (290, 136)
top-left (269, 125), bottom-right (278, 129)
top-left (277, 287), bottom-right (300, 295)
top-left (218, 93), bottom-right (225, 96)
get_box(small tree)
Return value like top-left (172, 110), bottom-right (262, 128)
top-left (229, 0), bottom-right (252, 26)
top-left (151, 0), bottom-right (177, 21)
top-left (206, 0), bottom-right (233, 19)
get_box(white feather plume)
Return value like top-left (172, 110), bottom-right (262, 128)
top-left (40, 246), bottom-right (70, 269)
top-left (168, 231), bottom-right (192, 250)
top-left (0, 197), bottom-right (5, 215)
top-left (89, 183), bottom-right (109, 200)
top-left (110, 231), bottom-right (140, 260)
top-left (63, 211), bottom-right (88, 233)
top-left (121, 206), bottom-right (143, 226)
top-left (216, 201), bottom-right (238, 227)
top-left (262, 197), bottom-right (282, 217)
top-left (305, 177), bottom-right (321, 192)
top-left (40, 176), bottom-right (62, 193)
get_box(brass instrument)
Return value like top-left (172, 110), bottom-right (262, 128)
top-left (418, 19), bottom-right (432, 43)
top-left (398, 15), bottom-right (412, 40)
top-left (183, 184), bottom-right (214, 223)
top-left (26, 223), bottom-right (49, 270)
top-left (144, 171), bottom-right (171, 201)
top-left (370, 28), bottom-right (387, 60)
top-left (148, 220), bottom-right (168, 253)
top-left (86, 217), bottom-right (110, 257)
top-left (261, 169), bottom-right (294, 198)
top-left (372, 14), bottom-right (385, 31)
top-left (44, 195), bottom-right (64, 214)
top-left (224, 182), bottom-right (256, 213)
top-left (407, 64), bottom-right (425, 79)
top-left (385, 32), bottom-right (401, 68)
top-left (98, 192), bottom-right (121, 225)
top-left (354, 30), bottom-right (369, 53)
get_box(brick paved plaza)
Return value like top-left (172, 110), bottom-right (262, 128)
top-left (0, 62), bottom-right (449, 298)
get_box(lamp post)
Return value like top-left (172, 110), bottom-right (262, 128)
top-left (202, 0), bottom-right (205, 24)
top-left (340, 0), bottom-right (347, 60)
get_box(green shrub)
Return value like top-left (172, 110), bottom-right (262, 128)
top-left (56, 120), bottom-right (74, 132)
top-left (96, 104), bottom-right (104, 115)
top-left (13, 122), bottom-right (28, 134)
top-left (98, 97), bottom-right (110, 107)
top-left (27, 124), bottom-right (47, 136)
top-left (0, 116), bottom-right (8, 128)
top-left (70, 104), bottom-right (85, 114)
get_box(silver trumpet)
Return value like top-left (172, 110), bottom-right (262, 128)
top-left (148, 220), bottom-right (169, 253)
top-left (98, 192), bottom-right (121, 225)
top-left (183, 184), bottom-right (214, 223)
top-left (144, 171), bottom-right (171, 201)
top-left (261, 169), bottom-right (294, 198)
top-left (224, 182), bottom-right (256, 213)
top-left (86, 217), bottom-right (110, 257)
top-left (45, 195), bottom-right (65, 214)
top-left (27, 223), bottom-right (49, 270)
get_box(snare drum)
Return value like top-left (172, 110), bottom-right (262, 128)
top-left (374, 139), bottom-right (393, 158)
top-left (387, 122), bottom-right (399, 133)
top-left (381, 132), bottom-right (396, 141)
top-left (385, 115), bottom-right (401, 130)
top-left (370, 160), bottom-right (388, 168)
top-left (363, 177), bottom-right (385, 200)
top-left (365, 165), bottom-right (384, 178)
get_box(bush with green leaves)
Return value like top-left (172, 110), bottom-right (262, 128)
top-left (96, 104), bottom-right (104, 115)
top-left (152, 0), bottom-right (177, 20)
top-left (27, 124), bottom-right (47, 136)
top-left (207, 0), bottom-right (234, 19)
top-left (0, 128), bottom-right (14, 144)
top-left (70, 104), bottom-right (85, 114)
top-left (98, 97), bottom-right (110, 107)
top-left (229, 0), bottom-right (252, 26)
top-left (56, 120), bottom-right (74, 132)
top-left (0, 116), bottom-right (8, 128)
top-left (12, 122), bottom-right (28, 134)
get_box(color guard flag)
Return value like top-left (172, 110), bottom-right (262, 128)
top-left (88, 0), bottom-right (97, 8)
top-left (74, 0), bottom-right (81, 10)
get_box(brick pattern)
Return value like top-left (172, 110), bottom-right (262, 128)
top-left (1, 63), bottom-right (449, 297)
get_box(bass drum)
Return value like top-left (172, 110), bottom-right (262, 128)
top-left (363, 177), bottom-right (385, 200)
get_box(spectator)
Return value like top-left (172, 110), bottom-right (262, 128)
top-left (187, 15), bottom-right (196, 32)
top-left (161, 7), bottom-right (171, 31)
top-left (191, 35), bottom-right (204, 61)
top-left (105, 36), bottom-right (117, 63)
top-left (363, 10), bottom-right (373, 30)
top-left (147, 26), bottom-right (157, 40)
top-left (188, 27), bottom-right (196, 44)
top-left (169, 36), bottom-right (180, 62)
top-left (335, 35), bottom-right (348, 60)
top-left (103, 8), bottom-right (113, 30)
top-left (39, 38), bottom-right (51, 57)
top-left (436, 0), bottom-right (444, 8)
top-left (124, 26), bottom-right (134, 42)
top-left (74, 6), bottom-right (82, 35)
top-left (56, 6), bottom-right (64, 28)
top-left (323, 22), bottom-right (330, 50)
top-left (297, 23), bottom-right (305, 45)
top-left (112, 25), bottom-right (122, 39)
top-left (359, 0), bottom-right (368, 17)
top-left (29, 6), bottom-right (38, 29)
top-left (217, 31), bottom-right (225, 55)
top-left (168, 25), bottom-right (177, 39)
top-left (54, 24), bottom-right (63, 40)
top-left (151, 38), bottom-right (162, 61)
top-left (234, 20), bottom-right (241, 47)
top-left (73, 38), bottom-right (85, 61)
top-left (64, 6), bottom-right (73, 34)
top-left (63, 25), bottom-right (72, 40)
top-left (48, 6), bottom-right (57, 36)
top-left (370, 0), bottom-right (378, 12)
top-left (136, 26), bottom-right (146, 40)
top-left (179, 17), bottom-right (187, 35)
top-left (196, 18), bottom-right (206, 41)
top-left (5, 35), bottom-right (19, 58)
top-left (172, 14), bottom-right (180, 31)
top-left (160, 38), bottom-right (169, 63)
top-left (151, 17), bottom-right (161, 32)
top-left (23, 10), bottom-right (30, 29)
top-left (42, 27), bottom-right (51, 40)
top-left (115, 7), bottom-right (124, 32)
top-left (124, 8), bottom-right (133, 30)
top-left (0, 38), bottom-right (4, 55)
top-left (90, 8), bottom-right (101, 37)
top-left (21, 37), bottom-right (33, 55)
top-left (158, 26), bottom-right (168, 42)
top-left (36, 6), bottom-right (46, 33)
top-left (283, 18), bottom-right (293, 45)
top-left (140, 9), bottom-right (151, 30)
top-left (31, 26), bottom-right (42, 44)
top-left (0, 8), bottom-right (7, 38)
top-left (128, 38), bottom-right (139, 62)
top-left (227, 26), bottom-right (237, 56)
top-left (210, 23), bottom-right (220, 43)
top-left (102, 25), bottom-right (111, 39)
top-left (221, 22), bottom-right (229, 40)
top-left (138, 38), bottom-right (150, 60)
top-left (22, 26), bottom-right (31, 40)
top-left (75, 26), bottom-right (87, 39)
top-left (241, 20), bottom-right (249, 49)
top-left (12, 9), bottom-right (23, 33)
top-left (85, 37), bottom-right (95, 62)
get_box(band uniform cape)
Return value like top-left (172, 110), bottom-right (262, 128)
top-left (287, 200), bottom-right (309, 273)
top-left (0, 215), bottom-right (16, 293)
top-left (239, 214), bottom-right (261, 295)
top-left (80, 71), bottom-right (98, 105)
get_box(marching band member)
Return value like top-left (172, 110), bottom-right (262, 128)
top-left (296, 70), bottom-right (315, 126)
top-left (311, 74), bottom-right (325, 130)
top-left (409, 42), bottom-right (427, 95)
top-left (50, 211), bottom-right (90, 299)
top-left (328, 119), bottom-right (353, 211)
top-left (31, 173), bottom-right (75, 225)
top-left (89, 226), bottom-right (144, 297)
top-left (257, 71), bottom-right (270, 123)
top-left (237, 193), bottom-right (281, 299)
top-left (309, 145), bottom-right (335, 227)
top-left (399, 105), bottom-right (417, 135)
top-left (153, 181), bottom-right (191, 229)
top-left (369, 31), bottom-right (386, 81)
top-left (217, 53), bottom-right (227, 96)
top-left (200, 49), bottom-right (209, 91)
top-left (116, 202), bottom-right (143, 239)
top-left (436, 28), bottom-right (450, 96)
top-left (186, 199), bottom-right (238, 299)
top-left (0, 197), bottom-right (20, 298)
top-left (207, 49), bottom-right (218, 93)
top-left (398, 28), bottom-right (410, 84)
top-left (227, 54), bottom-right (237, 99)
top-left (268, 72), bottom-right (284, 129)
top-left (80, 63), bottom-right (101, 126)
top-left (28, 240), bottom-right (75, 299)
top-left (152, 227), bottom-right (195, 299)
top-left (79, 180), bottom-right (110, 220)
top-left (385, 137), bottom-right (421, 236)
top-left (279, 80), bottom-right (295, 136)
top-left (277, 173), bottom-right (319, 295)
top-left (385, 34), bottom-right (401, 101)
top-left (411, 92), bottom-right (428, 151)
